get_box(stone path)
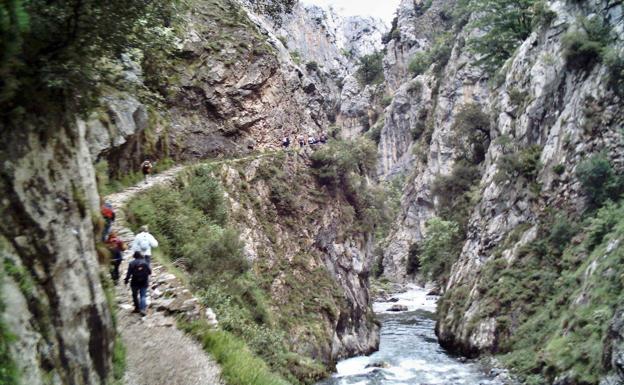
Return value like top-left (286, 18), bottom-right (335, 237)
top-left (105, 166), bottom-right (223, 385)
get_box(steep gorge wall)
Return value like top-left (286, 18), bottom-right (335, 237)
top-left (379, 0), bottom-right (624, 382)
top-left (0, 117), bottom-right (114, 385)
top-left (437, 0), bottom-right (624, 375)
top-left (214, 153), bottom-right (379, 365)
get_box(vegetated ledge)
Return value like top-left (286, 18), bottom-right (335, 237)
top-left (123, 146), bottom-right (383, 384)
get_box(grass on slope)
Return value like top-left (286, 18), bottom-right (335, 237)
top-left (181, 320), bottom-right (289, 385)
top-left (464, 200), bottom-right (624, 384)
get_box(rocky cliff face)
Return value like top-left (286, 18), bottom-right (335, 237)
top-left (214, 153), bottom-right (379, 365)
top-left (379, 0), bottom-right (624, 382)
top-left (380, 0), bottom-right (490, 279)
top-left (0, 117), bottom-right (114, 384)
top-left (437, 0), bottom-right (623, 372)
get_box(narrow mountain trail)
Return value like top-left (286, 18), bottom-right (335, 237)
top-left (105, 165), bottom-right (223, 385)
top-left (105, 151), bottom-right (285, 385)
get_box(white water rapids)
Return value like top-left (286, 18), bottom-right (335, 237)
top-left (317, 286), bottom-right (504, 385)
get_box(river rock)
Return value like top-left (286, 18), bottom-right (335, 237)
top-left (387, 304), bottom-right (408, 312)
top-left (365, 360), bottom-right (391, 369)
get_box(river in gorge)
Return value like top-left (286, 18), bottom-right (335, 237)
top-left (317, 287), bottom-right (505, 385)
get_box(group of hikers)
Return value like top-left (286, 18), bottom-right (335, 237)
top-left (101, 131), bottom-right (327, 315)
top-left (282, 132), bottom-right (328, 149)
top-left (101, 160), bottom-right (159, 316)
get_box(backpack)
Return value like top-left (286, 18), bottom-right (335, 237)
top-left (101, 206), bottom-right (114, 219)
top-left (133, 262), bottom-right (149, 284)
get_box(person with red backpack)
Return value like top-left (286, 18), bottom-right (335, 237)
top-left (124, 251), bottom-right (151, 316)
top-left (101, 201), bottom-right (115, 241)
top-left (106, 232), bottom-right (126, 285)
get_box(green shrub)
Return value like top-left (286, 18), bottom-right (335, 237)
top-left (547, 215), bottom-right (576, 254)
top-left (432, 160), bottom-right (480, 230)
top-left (381, 95), bottom-right (393, 107)
top-left (552, 164), bottom-right (565, 175)
top-left (586, 201), bottom-right (619, 251)
top-left (562, 17), bottom-right (612, 70)
top-left (406, 243), bottom-right (421, 275)
top-left (290, 50), bottom-right (301, 65)
top-left (356, 51), bottom-right (384, 85)
top-left (305, 61), bottom-right (319, 72)
top-left (466, 0), bottom-right (537, 73)
top-left (182, 226), bottom-right (248, 284)
top-left (420, 217), bottom-right (460, 282)
top-left (185, 167), bottom-right (229, 225)
top-left (408, 51), bottom-right (431, 76)
top-left (452, 103), bottom-right (491, 163)
top-left (576, 154), bottom-right (623, 209)
top-left (366, 123), bottom-right (382, 144)
top-left (496, 144), bottom-right (542, 182)
top-left (310, 138), bottom-right (376, 190)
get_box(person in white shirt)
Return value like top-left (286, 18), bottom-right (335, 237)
top-left (131, 225), bottom-right (159, 266)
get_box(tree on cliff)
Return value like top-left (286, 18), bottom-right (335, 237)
top-left (0, 0), bottom-right (179, 118)
top-left (461, 0), bottom-right (555, 73)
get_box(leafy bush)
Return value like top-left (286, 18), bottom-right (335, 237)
top-left (420, 217), bottom-right (461, 281)
top-left (547, 215), bottom-right (576, 254)
top-left (576, 154), bottom-right (623, 209)
top-left (185, 167), bottom-right (229, 225)
top-left (356, 51), bottom-right (384, 85)
top-left (496, 145), bottom-right (542, 182)
top-left (466, 0), bottom-right (537, 73)
top-left (586, 201), bottom-right (619, 251)
top-left (381, 95), bottom-right (393, 107)
top-left (305, 61), bottom-right (319, 72)
top-left (1, 0), bottom-right (180, 115)
top-left (562, 17), bottom-right (612, 70)
top-left (432, 160), bottom-right (480, 230)
top-left (408, 51), bottom-right (431, 76)
top-left (552, 164), bottom-right (565, 175)
top-left (452, 103), bottom-right (491, 163)
top-left (310, 138), bottom-right (377, 190)
top-left (290, 50), bottom-right (301, 65)
top-left (406, 243), bottom-right (421, 275)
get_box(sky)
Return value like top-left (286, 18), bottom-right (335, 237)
top-left (303, 0), bottom-right (401, 26)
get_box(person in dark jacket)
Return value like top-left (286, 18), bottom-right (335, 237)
top-left (124, 251), bottom-right (151, 316)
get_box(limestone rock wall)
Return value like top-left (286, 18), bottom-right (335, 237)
top-left (0, 118), bottom-right (114, 385)
top-left (213, 154), bottom-right (379, 366)
top-left (436, 0), bottom-right (624, 361)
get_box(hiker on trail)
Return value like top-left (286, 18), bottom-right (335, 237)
top-left (131, 225), bottom-right (158, 266)
top-left (282, 136), bottom-right (290, 149)
top-left (106, 232), bottom-right (126, 285)
top-left (141, 159), bottom-right (153, 183)
top-left (320, 133), bottom-right (327, 144)
top-left (298, 135), bottom-right (305, 148)
top-left (308, 135), bottom-right (317, 146)
top-left (101, 201), bottom-right (115, 241)
top-left (124, 251), bottom-right (151, 316)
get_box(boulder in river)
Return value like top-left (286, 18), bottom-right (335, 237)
top-left (387, 304), bottom-right (408, 312)
top-left (365, 361), bottom-right (391, 369)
